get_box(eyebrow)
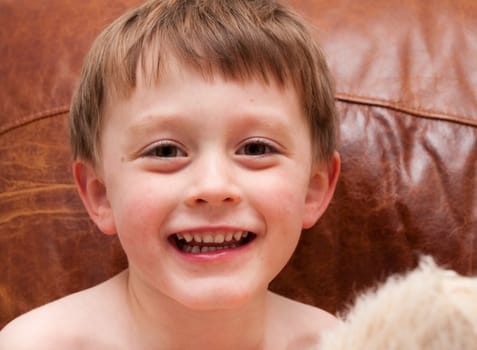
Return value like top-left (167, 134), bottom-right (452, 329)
top-left (130, 106), bottom-right (293, 129)
top-left (126, 113), bottom-right (187, 136)
top-left (125, 106), bottom-right (301, 150)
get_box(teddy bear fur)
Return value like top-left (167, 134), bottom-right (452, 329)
top-left (318, 257), bottom-right (477, 350)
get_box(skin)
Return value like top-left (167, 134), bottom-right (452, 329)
top-left (0, 58), bottom-right (340, 349)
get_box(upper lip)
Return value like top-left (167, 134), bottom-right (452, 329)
top-left (170, 226), bottom-right (254, 235)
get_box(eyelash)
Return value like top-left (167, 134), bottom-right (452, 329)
top-left (236, 139), bottom-right (279, 156)
top-left (141, 138), bottom-right (279, 159)
top-left (142, 141), bottom-right (187, 158)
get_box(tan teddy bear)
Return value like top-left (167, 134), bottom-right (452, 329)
top-left (319, 257), bottom-right (477, 350)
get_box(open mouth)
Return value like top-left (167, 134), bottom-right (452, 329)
top-left (170, 231), bottom-right (256, 254)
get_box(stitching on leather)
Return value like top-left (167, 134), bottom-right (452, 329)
top-left (0, 105), bottom-right (70, 136)
top-left (336, 93), bottom-right (477, 128)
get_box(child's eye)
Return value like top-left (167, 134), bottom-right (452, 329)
top-left (143, 141), bottom-right (187, 158)
top-left (237, 139), bottom-right (278, 156)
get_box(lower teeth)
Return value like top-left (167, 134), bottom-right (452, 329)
top-left (182, 244), bottom-right (238, 253)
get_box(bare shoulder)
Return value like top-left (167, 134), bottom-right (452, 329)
top-left (266, 292), bottom-right (338, 349)
top-left (0, 306), bottom-right (68, 350)
top-left (0, 271), bottom-right (128, 350)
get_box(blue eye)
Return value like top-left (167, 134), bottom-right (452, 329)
top-left (143, 142), bottom-right (187, 158)
top-left (237, 140), bottom-right (278, 156)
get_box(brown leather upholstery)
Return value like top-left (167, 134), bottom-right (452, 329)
top-left (1, 0), bottom-right (476, 328)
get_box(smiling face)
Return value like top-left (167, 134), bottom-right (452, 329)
top-left (74, 58), bottom-right (339, 311)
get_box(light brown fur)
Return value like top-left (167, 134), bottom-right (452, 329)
top-left (319, 257), bottom-right (477, 350)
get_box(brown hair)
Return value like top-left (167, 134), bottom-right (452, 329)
top-left (70, 0), bottom-right (337, 165)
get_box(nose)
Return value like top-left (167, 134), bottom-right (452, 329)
top-left (184, 155), bottom-right (241, 207)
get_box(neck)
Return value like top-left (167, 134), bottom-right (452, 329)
top-left (123, 270), bottom-right (270, 350)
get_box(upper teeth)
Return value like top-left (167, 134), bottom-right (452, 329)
top-left (176, 231), bottom-right (249, 243)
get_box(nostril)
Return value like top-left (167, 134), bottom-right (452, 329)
top-left (194, 196), bottom-right (237, 205)
top-left (185, 184), bottom-right (242, 207)
top-left (187, 195), bottom-right (241, 208)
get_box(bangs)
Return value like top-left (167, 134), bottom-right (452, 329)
top-left (102, 0), bottom-right (314, 105)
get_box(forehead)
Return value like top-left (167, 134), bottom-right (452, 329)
top-left (114, 57), bottom-right (303, 119)
top-left (104, 51), bottom-right (306, 119)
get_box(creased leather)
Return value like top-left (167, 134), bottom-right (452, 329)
top-left (1, 0), bottom-right (476, 327)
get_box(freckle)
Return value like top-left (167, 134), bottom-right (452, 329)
top-left (121, 156), bottom-right (126, 162)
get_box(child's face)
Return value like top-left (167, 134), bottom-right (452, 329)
top-left (79, 58), bottom-right (334, 310)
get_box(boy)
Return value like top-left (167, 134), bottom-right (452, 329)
top-left (318, 257), bottom-right (477, 349)
top-left (0, 0), bottom-right (340, 348)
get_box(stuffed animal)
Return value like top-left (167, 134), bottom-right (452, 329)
top-left (319, 257), bottom-right (477, 350)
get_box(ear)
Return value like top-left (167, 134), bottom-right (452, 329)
top-left (73, 161), bottom-right (117, 235)
top-left (302, 151), bottom-right (341, 229)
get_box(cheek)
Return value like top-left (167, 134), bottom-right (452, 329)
top-left (108, 179), bottom-right (172, 236)
top-left (250, 175), bottom-right (307, 270)
top-left (109, 184), bottom-right (173, 267)
top-left (249, 172), bottom-right (308, 225)
top-left (268, 188), bottom-right (306, 218)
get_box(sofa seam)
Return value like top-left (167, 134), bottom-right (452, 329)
top-left (336, 93), bottom-right (477, 128)
top-left (0, 105), bottom-right (70, 136)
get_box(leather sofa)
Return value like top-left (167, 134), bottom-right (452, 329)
top-left (1, 0), bottom-right (476, 328)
